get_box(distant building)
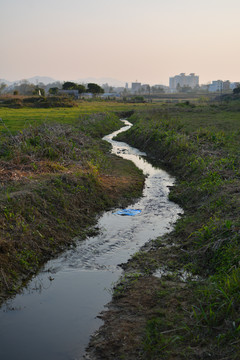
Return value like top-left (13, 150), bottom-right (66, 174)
top-left (223, 81), bottom-right (230, 91)
top-left (151, 84), bottom-right (168, 93)
top-left (131, 82), bottom-right (141, 93)
top-left (200, 84), bottom-right (209, 91)
top-left (230, 82), bottom-right (239, 90)
top-left (208, 80), bottom-right (223, 92)
top-left (169, 73), bottom-right (199, 90)
top-left (102, 83), bottom-right (110, 92)
top-left (59, 89), bottom-right (79, 99)
top-left (141, 84), bottom-right (150, 92)
top-left (208, 80), bottom-right (230, 92)
top-left (101, 92), bottom-right (121, 99)
top-left (81, 92), bottom-right (93, 99)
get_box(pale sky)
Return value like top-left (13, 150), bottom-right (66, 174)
top-left (1, 0), bottom-right (240, 85)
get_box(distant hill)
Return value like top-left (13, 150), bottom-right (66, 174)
top-left (26, 76), bottom-right (57, 85)
top-left (0, 76), bottom-right (58, 86)
top-left (0, 79), bottom-right (12, 85)
top-left (0, 76), bottom-right (127, 87)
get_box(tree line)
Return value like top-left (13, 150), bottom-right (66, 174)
top-left (0, 80), bottom-right (104, 96)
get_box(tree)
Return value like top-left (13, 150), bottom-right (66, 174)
top-left (151, 85), bottom-right (164, 94)
top-left (77, 84), bottom-right (86, 94)
top-left (12, 81), bottom-right (35, 95)
top-left (62, 82), bottom-right (86, 94)
top-left (33, 87), bottom-right (45, 96)
top-left (45, 81), bottom-right (62, 93)
top-left (87, 83), bottom-right (104, 95)
top-left (62, 81), bottom-right (78, 90)
top-left (233, 85), bottom-right (240, 95)
top-left (49, 87), bottom-right (59, 95)
top-left (176, 83), bottom-right (181, 92)
top-left (133, 96), bottom-right (145, 103)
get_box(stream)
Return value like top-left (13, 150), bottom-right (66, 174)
top-left (0, 120), bottom-right (183, 360)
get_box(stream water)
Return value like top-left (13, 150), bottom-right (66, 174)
top-left (0, 120), bottom-right (182, 360)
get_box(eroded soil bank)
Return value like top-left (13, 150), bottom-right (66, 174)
top-left (0, 113), bottom-right (144, 305)
top-left (87, 104), bottom-right (240, 359)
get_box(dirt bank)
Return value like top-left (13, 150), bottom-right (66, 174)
top-left (0, 115), bottom-right (145, 305)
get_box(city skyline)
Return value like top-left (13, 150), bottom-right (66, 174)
top-left (1, 74), bottom-right (237, 90)
top-left (1, 0), bottom-right (240, 85)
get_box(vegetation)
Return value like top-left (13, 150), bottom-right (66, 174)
top-left (2, 96), bottom-right (240, 358)
top-left (88, 100), bottom-right (240, 359)
top-left (0, 100), bottom-right (147, 133)
top-left (0, 111), bottom-right (144, 304)
top-left (55, 81), bottom-right (103, 95)
top-left (233, 85), bottom-right (240, 95)
top-left (87, 83), bottom-right (104, 95)
top-left (62, 81), bottom-right (86, 94)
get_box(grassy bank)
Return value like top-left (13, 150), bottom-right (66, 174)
top-left (0, 112), bottom-right (144, 304)
top-left (88, 102), bottom-right (240, 359)
top-left (119, 104), bottom-right (240, 276)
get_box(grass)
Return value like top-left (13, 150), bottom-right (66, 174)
top-left (113, 100), bottom-right (240, 358)
top-left (0, 100), bottom-right (146, 133)
top-left (0, 110), bottom-right (145, 303)
top-left (2, 98), bottom-right (240, 357)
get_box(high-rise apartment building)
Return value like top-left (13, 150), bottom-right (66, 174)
top-left (169, 73), bottom-right (199, 90)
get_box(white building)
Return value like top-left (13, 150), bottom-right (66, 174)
top-left (208, 80), bottom-right (231, 92)
top-left (208, 80), bottom-right (223, 92)
top-left (230, 82), bottom-right (239, 90)
top-left (169, 73), bottom-right (199, 90)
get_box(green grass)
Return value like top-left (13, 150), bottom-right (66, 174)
top-left (175, 108), bottom-right (240, 138)
top-left (0, 111), bottom-right (145, 303)
top-left (115, 101), bottom-right (240, 358)
top-left (0, 101), bottom-right (145, 133)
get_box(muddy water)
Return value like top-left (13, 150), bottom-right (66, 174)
top-left (0, 120), bottom-right (182, 360)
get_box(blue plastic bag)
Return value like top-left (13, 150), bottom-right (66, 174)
top-left (114, 209), bottom-right (141, 216)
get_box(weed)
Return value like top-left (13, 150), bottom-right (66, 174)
top-left (144, 317), bottom-right (184, 357)
top-left (112, 272), bottom-right (142, 298)
top-left (17, 249), bottom-right (39, 272)
top-left (113, 103), bottom-right (240, 357)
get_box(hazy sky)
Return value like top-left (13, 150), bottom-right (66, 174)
top-left (1, 0), bottom-right (240, 85)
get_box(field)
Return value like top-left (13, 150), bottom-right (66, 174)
top-left (0, 100), bottom-right (146, 133)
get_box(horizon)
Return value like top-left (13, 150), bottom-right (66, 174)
top-left (1, 74), bottom-right (237, 88)
top-left (1, 0), bottom-right (240, 85)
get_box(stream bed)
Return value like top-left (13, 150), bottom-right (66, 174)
top-left (0, 120), bottom-right (182, 360)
